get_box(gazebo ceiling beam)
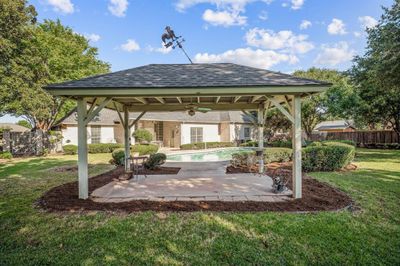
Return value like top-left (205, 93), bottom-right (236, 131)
top-left (126, 103), bottom-right (260, 112)
top-left (155, 97), bottom-right (165, 104)
top-left (134, 97), bottom-right (147, 104)
top-left (48, 86), bottom-right (327, 97)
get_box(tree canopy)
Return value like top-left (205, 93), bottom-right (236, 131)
top-left (0, 0), bottom-right (110, 131)
top-left (350, 0), bottom-right (400, 136)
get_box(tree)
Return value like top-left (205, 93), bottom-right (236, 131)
top-left (0, 0), bottom-right (37, 114)
top-left (293, 68), bottom-right (354, 138)
top-left (350, 1), bottom-right (400, 140)
top-left (4, 19), bottom-right (110, 130)
top-left (16, 120), bottom-right (32, 129)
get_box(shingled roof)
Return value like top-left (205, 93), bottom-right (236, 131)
top-left (46, 63), bottom-right (330, 89)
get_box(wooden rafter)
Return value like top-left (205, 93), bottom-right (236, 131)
top-left (84, 97), bottom-right (112, 125)
top-left (268, 97), bottom-right (294, 123)
top-left (250, 95), bottom-right (263, 103)
top-left (215, 96), bottom-right (221, 103)
top-left (176, 97), bottom-right (182, 104)
top-left (129, 111), bottom-right (146, 128)
top-left (233, 96), bottom-right (241, 103)
top-left (134, 97), bottom-right (147, 104)
top-left (155, 97), bottom-right (165, 104)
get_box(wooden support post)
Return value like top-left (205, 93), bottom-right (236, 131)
top-left (123, 105), bottom-right (131, 172)
top-left (258, 105), bottom-right (264, 174)
top-left (77, 98), bottom-right (88, 199)
top-left (292, 95), bottom-right (302, 198)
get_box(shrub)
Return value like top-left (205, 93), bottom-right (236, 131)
top-left (264, 148), bottom-right (292, 163)
top-left (131, 144), bottom-right (158, 155)
top-left (0, 151), bottom-right (13, 159)
top-left (323, 140), bottom-right (356, 146)
top-left (88, 143), bottom-right (123, 153)
top-left (231, 148), bottom-right (292, 166)
top-left (111, 148), bottom-right (125, 166)
top-left (269, 140), bottom-right (292, 148)
top-left (145, 153), bottom-right (167, 170)
top-left (302, 143), bottom-right (355, 172)
top-left (309, 141), bottom-right (323, 147)
top-left (63, 145), bottom-right (78, 155)
top-left (180, 142), bottom-right (235, 150)
top-left (361, 143), bottom-right (400, 149)
top-left (239, 140), bottom-right (258, 147)
top-left (133, 129), bottom-right (153, 143)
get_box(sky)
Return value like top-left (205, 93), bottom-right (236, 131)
top-left (0, 0), bottom-right (393, 123)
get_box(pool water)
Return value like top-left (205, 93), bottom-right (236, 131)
top-left (167, 147), bottom-right (253, 162)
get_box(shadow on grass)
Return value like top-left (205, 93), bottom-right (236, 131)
top-left (0, 158), bottom-right (76, 177)
top-left (355, 149), bottom-right (400, 163)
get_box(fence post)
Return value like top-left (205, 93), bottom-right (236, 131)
top-left (35, 130), bottom-right (44, 156)
top-left (3, 130), bottom-right (11, 153)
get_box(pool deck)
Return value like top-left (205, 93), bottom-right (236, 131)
top-left (91, 161), bottom-right (292, 203)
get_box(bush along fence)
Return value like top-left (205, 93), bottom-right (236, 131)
top-left (311, 130), bottom-right (400, 149)
top-left (231, 141), bottom-right (355, 172)
top-left (0, 130), bottom-right (63, 156)
top-left (63, 143), bottom-right (159, 156)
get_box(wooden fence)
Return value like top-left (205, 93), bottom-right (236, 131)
top-left (311, 130), bottom-right (399, 144)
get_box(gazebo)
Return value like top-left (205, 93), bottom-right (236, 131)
top-left (45, 63), bottom-right (330, 200)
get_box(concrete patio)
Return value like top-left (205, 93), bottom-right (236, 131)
top-left (91, 161), bottom-right (292, 203)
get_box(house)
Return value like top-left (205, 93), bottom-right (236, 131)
top-left (56, 108), bottom-right (255, 147)
top-left (0, 123), bottom-right (30, 133)
top-left (314, 120), bottom-right (355, 133)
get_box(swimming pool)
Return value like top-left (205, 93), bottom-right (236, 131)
top-left (167, 147), bottom-right (253, 162)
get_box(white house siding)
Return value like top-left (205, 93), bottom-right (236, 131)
top-left (62, 125), bottom-right (117, 145)
top-left (62, 125), bottom-right (78, 145)
top-left (99, 126), bottom-right (116, 143)
top-left (180, 123), bottom-right (220, 144)
top-left (229, 123), bottom-right (253, 142)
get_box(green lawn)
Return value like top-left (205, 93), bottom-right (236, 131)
top-left (0, 149), bottom-right (399, 265)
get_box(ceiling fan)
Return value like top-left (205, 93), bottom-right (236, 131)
top-left (185, 104), bottom-right (212, 116)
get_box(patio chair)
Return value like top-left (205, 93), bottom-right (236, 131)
top-left (131, 155), bottom-right (148, 180)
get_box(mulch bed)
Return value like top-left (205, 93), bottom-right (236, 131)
top-left (138, 166), bottom-right (180, 175)
top-left (37, 165), bottom-right (353, 213)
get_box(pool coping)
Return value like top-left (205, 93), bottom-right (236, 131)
top-left (165, 147), bottom-right (255, 162)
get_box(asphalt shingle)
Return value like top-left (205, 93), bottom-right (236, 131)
top-left (46, 63), bottom-right (330, 89)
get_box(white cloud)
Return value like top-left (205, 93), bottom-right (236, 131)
top-left (45, 0), bottom-right (74, 14)
top-left (84, 33), bottom-right (100, 42)
top-left (194, 48), bottom-right (298, 69)
top-left (282, 2), bottom-right (288, 7)
top-left (258, 10), bottom-right (268, 20)
top-left (147, 43), bottom-right (172, 54)
top-left (202, 9), bottom-right (246, 26)
top-left (121, 39), bottom-right (140, 52)
top-left (327, 18), bottom-right (347, 35)
top-left (108, 0), bottom-right (128, 17)
top-left (314, 42), bottom-right (355, 66)
top-left (291, 0), bottom-right (304, 10)
top-left (299, 20), bottom-right (311, 30)
top-left (359, 16), bottom-right (378, 29)
top-left (353, 31), bottom-right (362, 38)
top-left (245, 28), bottom-right (314, 54)
top-left (175, 0), bottom-right (272, 12)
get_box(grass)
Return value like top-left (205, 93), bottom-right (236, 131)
top-left (0, 149), bottom-right (399, 265)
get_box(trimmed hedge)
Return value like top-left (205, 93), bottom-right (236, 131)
top-left (264, 148), bottom-right (292, 163)
top-left (63, 143), bottom-right (158, 155)
top-left (145, 153), bottom-right (167, 170)
top-left (131, 144), bottom-right (159, 155)
top-left (63, 145), bottom-right (78, 155)
top-left (231, 148), bottom-right (293, 166)
top-left (180, 142), bottom-right (235, 150)
top-left (323, 140), bottom-right (356, 146)
top-left (88, 143), bottom-right (123, 153)
top-left (302, 143), bottom-right (355, 172)
top-left (0, 151), bottom-right (13, 159)
top-left (111, 148), bottom-right (125, 166)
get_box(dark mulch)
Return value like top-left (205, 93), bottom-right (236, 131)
top-left (138, 166), bottom-right (180, 175)
top-left (37, 166), bottom-right (353, 213)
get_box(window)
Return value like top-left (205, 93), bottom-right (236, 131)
top-left (91, 125), bottom-right (101, 144)
top-left (244, 127), bottom-right (251, 139)
top-left (190, 127), bottom-right (203, 143)
top-left (154, 122), bottom-right (163, 141)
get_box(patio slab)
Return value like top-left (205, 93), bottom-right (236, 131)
top-left (91, 161), bottom-right (292, 202)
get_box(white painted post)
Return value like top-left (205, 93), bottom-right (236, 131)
top-left (292, 95), bottom-right (302, 198)
top-left (123, 105), bottom-right (131, 172)
top-left (77, 98), bottom-right (88, 199)
top-left (258, 105), bottom-right (264, 174)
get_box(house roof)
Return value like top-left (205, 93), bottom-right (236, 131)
top-left (59, 108), bottom-right (254, 126)
top-left (0, 123), bottom-right (30, 133)
top-left (314, 120), bottom-right (355, 131)
top-left (46, 63), bottom-right (330, 89)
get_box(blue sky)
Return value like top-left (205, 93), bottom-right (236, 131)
top-left (0, 0), bottom-right (393, 123)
